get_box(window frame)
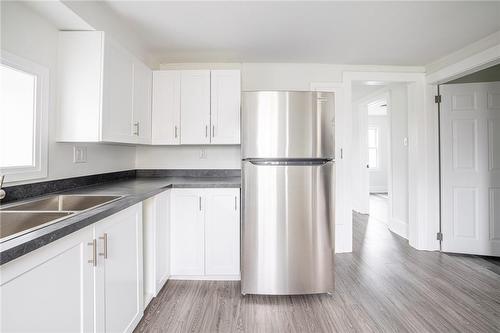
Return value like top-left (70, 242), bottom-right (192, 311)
top-left (0, 51), bottom-right (48, 183)
top-left (367, 126), bottom-right (379, 169)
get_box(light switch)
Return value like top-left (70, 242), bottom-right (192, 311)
top-left (73, 146), bottom-right (88, 163)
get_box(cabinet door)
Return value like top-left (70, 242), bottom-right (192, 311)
top-left (0, 227), bottom-right (94, 333)
top-left (170, 189), bottom-right (204, 275)
top-left (133, 61), bottom-right (152, 144)
top-left (205, 189), bottom-right (240, 276)
top-left (152, 71), bottom-right (180, 145)
top-left (180, 70), bottom-right (211, 144)
top-left (154, 190), bottom-right (170, 294)
top-left (210, 70), bottom-right (241, 144)
top-left (102, 37), bottom-right (136, 143)
top-left (95, 204), bottom-right (143, 333)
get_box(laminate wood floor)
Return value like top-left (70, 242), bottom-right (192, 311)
top-left (135, 213), bottom-right (500, 333)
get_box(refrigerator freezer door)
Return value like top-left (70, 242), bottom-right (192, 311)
top-left (241, 160), bottom-right (335, 295)
top-left (241, 91), bottom-right (335, 159)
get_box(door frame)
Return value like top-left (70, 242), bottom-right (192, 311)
top-left (427, 45), bottom-right (500, 251)
top-left (313, 71), bottom-right (434, 252)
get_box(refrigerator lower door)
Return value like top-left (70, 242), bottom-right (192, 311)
top-left (241, 160), bottom-right (335, 295)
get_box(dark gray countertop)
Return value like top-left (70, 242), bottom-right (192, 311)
top-left (0, 176), bottom-right (240, 265)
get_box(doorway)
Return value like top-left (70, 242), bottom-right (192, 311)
top-left (352, 81), bottom-right (410, 239)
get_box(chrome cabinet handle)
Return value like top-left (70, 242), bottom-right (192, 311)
top-left (234, 196), bottom-right (237, 211)
top-left (205, 125), bottom-right (208, 138)
top-left (174, 125), bottom-right (178, 138)
top-left (88, 239), bottom-right (97, 267)
top-left (199, 196), bottom-right (202, 211)
top-left (99, 233), bottom-right (108, 259)
top-left (212, 125), bottom-right (215, 137)
top-left (133, 122), bottom-right (140, 136)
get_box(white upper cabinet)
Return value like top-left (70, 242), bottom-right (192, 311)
top-left (57, 31), bottom-right (152, 144)
top-left (180, 70), bottom-right (211, 144)
top-left (102, 37), bottom-right (135, 143)
top-left (151, 69), bottom-right (241, 145)
top-left (133, 60), bottom-right (152, 144)
top-left (152, 71), bottom-right (181, 145)
top-left (210, 70), bottom-right (241, 144)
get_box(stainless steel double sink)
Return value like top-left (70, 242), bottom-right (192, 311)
top-left (0, 195), bottom-right (121, 242)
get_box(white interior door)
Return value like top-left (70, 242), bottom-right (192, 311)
top-left (440, 82), bottom-right (500, 256)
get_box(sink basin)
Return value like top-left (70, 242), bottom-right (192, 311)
top-left (0, 211), bottom-right (74, 241)
top-left (2, 195), bottom-right (121, 212)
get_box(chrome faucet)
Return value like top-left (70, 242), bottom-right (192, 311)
top-left (0, 175), bottom-right (5, 200)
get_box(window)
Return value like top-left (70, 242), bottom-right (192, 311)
top-left (368, 127), bottom-right (378, 169)
top-left (0, 51), bottom-right (48, 182)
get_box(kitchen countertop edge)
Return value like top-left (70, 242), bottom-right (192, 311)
top-left (0, 178), bottom-right (240, 266)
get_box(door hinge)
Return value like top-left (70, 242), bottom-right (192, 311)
top-left (434, 95), bottom-right (442, 104)
top-left (436, 232), bottom-right (443, 241)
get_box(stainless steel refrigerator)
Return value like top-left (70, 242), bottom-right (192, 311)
top-left (241, 91), bottom-right (335, 295)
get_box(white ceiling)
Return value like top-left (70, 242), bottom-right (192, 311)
top-left (102, 1), bottom-right (500, 65)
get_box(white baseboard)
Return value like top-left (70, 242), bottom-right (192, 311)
top-left (389, 217), bottom-right (408, 239)
top-left (169, 275), bottom-right (241, 281)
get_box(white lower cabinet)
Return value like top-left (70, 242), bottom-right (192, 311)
top-left (0, 226), bottom-right (95, 333)
top-left (0, 203), bottom-right (143, 333)
top-left (170, 189), bottom-right (205, 276)
top-left (95, 204), bottom-right (144, 333)
top-left (143, 190), bottom-right (170, 307)
top-left (170, 188), bottom-right (240, 280)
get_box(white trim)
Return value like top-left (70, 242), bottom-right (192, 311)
top-left (342, 71), bottom-right (437, 251)
top-left (389, 217), bottom-right (408, 239)
top-left (169, 275), bottom-right (240, 281)
top-left (426, 38), bottom-right (500, 84)
top-left (0, 50), bottom-right (48, 183)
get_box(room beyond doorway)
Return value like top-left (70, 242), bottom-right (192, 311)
top-left (351, 81), bottom-right (410, 240)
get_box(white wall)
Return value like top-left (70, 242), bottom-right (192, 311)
top-left (1, 2), bottom-right (136, 186)
top-left (139, 62), bottom-right (423, 170)
top-left (135, 145), bottom-right (241, 169)
top-left (368, 115), bottom-right (389, 193)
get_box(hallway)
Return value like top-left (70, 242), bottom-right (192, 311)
top-left (135, 212), bottom-right (500, 333)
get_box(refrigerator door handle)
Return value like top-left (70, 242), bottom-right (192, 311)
top-left (246, 159), bottom-right (332, 166)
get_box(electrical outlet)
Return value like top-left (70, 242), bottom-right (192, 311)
top-left (73, 146), bottom-right (87, 163)
top-left (200, 148), bottom-right (207, 159)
